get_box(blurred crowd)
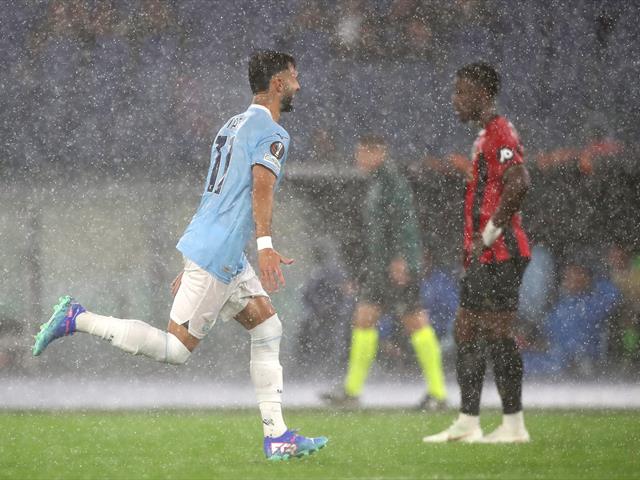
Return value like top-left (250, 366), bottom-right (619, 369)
top-left (2, 0), bottom-right (639, 378)
top-left (3, 0), bottom-right (638, 172)
top-left (300, 239), bottom-right (640, 381)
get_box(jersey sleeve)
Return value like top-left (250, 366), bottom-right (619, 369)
top-left (251, 133), bottom-right (289, 177)
top-left (487, 122), bottom-right (524, 178)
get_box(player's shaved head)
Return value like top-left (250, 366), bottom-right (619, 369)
top-left (456, 62), bottom-right (500, 99)
top-left (249, 50), bottom-right (296, 94)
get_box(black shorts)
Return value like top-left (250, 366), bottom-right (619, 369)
top-left (359, 280), bottom-right (422, 318)
top-left (460, 258), bottom-right (529, 312)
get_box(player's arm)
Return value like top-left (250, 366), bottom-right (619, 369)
top-left (390, 176), bottom-right (422, 282)
top-left (361, 177), bottom-right (390, 286)
top-left (481, 164), bottom-right (531, 247)
top-left (252, 164), bottom-right (293, 293)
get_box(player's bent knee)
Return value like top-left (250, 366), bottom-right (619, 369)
top-left (353, 303), bottom-right (380, 328)
top-left (166, 333), bottom-right (191, 365)
top-left (270, 314), bottom-right (283, 337)
top-left (402, 309), bottom-right (428, 333)
top-left (251, 314), bottom-right (282, 342)
top-left (236, 296), bottom-right (276, 330)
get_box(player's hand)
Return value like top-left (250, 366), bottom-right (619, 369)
top-left (258, 248), bottom-right (294, 293)
top-left (170, 272), bottom-right (183, 297)
top-left (448, 153), bottom-right (473, 181)
top-left (587, 139), bottom-right (622, 157)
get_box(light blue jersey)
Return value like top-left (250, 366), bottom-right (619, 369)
top-left (177, 104), bottom-right (290, 283)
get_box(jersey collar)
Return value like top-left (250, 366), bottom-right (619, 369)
top-left (249, 104), bottom-right (273, 119)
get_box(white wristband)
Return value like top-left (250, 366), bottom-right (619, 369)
top-left (256, 236), bottom-right (273, 251)
top-left (482, 219), bottom-right (503, 247)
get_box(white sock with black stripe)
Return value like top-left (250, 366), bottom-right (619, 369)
top-left (249, 314), bottom-right (287, 438)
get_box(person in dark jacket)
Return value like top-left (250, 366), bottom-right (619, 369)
top-left (322, 134), bottom-right (447, 409)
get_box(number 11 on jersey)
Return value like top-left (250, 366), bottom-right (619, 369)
top-left (207, 135), bottom-right (234, 194)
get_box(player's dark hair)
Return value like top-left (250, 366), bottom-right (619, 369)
top-left (248, 50), bottom-right (296, 94)
top-left (358, 134), bottom-right (387, 147)
top-left (457, 62), bottom-right (500, 98)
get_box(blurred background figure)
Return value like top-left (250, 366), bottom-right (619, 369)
top-left (2, 0), bottom-right (640, 407)
top-left (543, 258), bottom-right (621, 377)
top-left (321, 134), bottom-right (447, 410)
top-left (419, 249), bottom-right (459, 343)
top-left (0, 309), bottom-right (27, 374)
top-left (606, 246), bottom-right (640, 372)
top-left (294, 240), bottom-right (355, 377)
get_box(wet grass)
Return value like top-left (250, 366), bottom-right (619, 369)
top-left (0, 409), bottom-right (638, 479)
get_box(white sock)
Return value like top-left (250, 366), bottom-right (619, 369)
top-left (249, 314), bottom-right (287, 438)
top-left (76, 311), bottom-right (190, 365)
top-left (258, 402), bottom-right (286, 439)
top-left (503, 411), bottom-right (526, 431)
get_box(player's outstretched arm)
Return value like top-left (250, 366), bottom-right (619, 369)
top-left (252, 164), bottom-right (294, 292)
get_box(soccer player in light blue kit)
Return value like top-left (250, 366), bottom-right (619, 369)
top-left (32, 51), bottom-right (328, 461)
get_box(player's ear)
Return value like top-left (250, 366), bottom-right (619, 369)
top-left (271, 75), bottom-right (284, 94)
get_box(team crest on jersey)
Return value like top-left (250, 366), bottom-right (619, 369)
top-left (270, 141), bottom-right (285, 160)
top-left (498, 147), bottom-right (514, 164)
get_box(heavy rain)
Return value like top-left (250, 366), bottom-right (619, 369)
top-left (1, 1), bottom-right (639, 478)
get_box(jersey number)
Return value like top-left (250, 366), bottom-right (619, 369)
top-left (207, 135), bottom-right (234, 194)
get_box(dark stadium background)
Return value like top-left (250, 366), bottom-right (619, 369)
top-left (1, 0), bottom-right (639, 408)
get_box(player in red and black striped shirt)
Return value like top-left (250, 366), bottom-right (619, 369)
top-left (423, 63), bottom-right (531, 444)
top-left (463, 115), bottom-right (531, 270)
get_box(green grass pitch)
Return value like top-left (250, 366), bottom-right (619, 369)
top-left (1, 409), bottom-right (638, 479)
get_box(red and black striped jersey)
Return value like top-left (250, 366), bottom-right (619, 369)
top-left (463, 115), bottom-right (531, 267)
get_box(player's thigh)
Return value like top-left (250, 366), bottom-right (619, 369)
top-left (460, 259), bottom-right (527, 313)
top-left (480, 259), bottom-right (528, 339)
top-left (169, 258), bottom-right (231, 340)
top-left (459, 262), bottom-right (492, 312)
top-left (454, 308), bottom-right (482, 344)
top-left (462, 259), bottom-right (528, 340)
top-left (217, 264), bottom-right (274, 331)
top-left (480, 310), bottom-right (518, 340)
top-left (386, 280), bottom-right (426, 333)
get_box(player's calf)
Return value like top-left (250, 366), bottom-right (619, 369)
top-left (488, 338), bottom-right (523, 414)
top-left (456, 341), bottom-right (487, 416)
top-left (33, 297), bottom-right (192, 365)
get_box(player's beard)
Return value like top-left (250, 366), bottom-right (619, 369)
top-left (280, 92), bottom-right (294, 112)
top-left (456, 109), bottom-right (475, 124)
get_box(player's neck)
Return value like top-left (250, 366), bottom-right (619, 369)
top-left (252, 95), bottom-right (281, 123)
top-left (476, 106), bottom-right (497, 129)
